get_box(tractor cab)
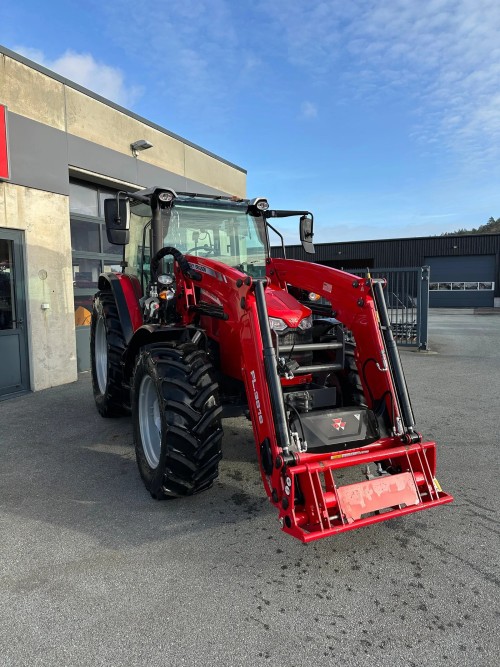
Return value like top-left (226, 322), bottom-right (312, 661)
top-left (104, 187), bottom-right (314, 288)
top-left (104, 189), bottom-right (276, 285)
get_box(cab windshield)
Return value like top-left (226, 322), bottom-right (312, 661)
top-left (126, 196), bottom-right (269, 285)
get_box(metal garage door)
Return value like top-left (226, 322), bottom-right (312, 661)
top-left (425, 255), bottom-right (495, 307)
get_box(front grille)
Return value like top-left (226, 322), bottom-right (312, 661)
top-left (276, 328), bottom-right (313, 365)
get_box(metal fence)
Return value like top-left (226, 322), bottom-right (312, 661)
top-left (350, 266), bottom-right (430, 350)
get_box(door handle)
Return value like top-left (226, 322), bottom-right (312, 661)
top-left (13, 318), bottom-right (24, 326)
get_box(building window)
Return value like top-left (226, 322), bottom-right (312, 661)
top-left (70, 179), bottom-right (123, 329)
top-left (71, 219), bottom-right (101, 253)
top-left (69, 181), bottom-right (99, 217)
top-left (429, 281), bottom-right (495, 291)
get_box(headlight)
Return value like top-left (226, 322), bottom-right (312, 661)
top-left (269, 317), bottom-right (287, 332)
top-left (158, 190), bottom-right (175, 202)
top-left (298, 315), bottom-right (313, 330)
top-left (308, 292), bottom-right (320, 301)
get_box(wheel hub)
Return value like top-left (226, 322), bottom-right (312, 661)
top-left (95, 316), bottom-right (108, 395)
top-left (138, 375), bottom-right (162, 469)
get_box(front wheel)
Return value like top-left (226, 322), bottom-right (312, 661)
top-left (132, 342), bottom-right (223, 499)
top-left (343, 340), bottom-right (368, 407)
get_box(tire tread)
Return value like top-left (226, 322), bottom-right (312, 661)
top-left (133, 342), bottom-right (223, 498)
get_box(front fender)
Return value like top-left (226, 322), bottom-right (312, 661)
top-left (97, 273), bottom-right (143, 344)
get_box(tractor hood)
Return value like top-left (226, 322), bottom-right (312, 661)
top-left (265, 287), bottom-right (311, 328)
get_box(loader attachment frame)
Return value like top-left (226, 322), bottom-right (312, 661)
top-left (169, 254), bottom-right (452, 542)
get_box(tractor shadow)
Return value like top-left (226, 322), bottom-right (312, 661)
top-left (0, 375), bottom-right (276, 552)
top-left (0, 375), bottom-right (460, 565)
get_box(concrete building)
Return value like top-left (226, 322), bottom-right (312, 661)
top-left (0, 45), bottom-right (246, 400)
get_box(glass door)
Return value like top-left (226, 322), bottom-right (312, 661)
top-left (0, 230), bottom-right (29, 398)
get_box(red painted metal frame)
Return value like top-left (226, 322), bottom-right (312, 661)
top-left (166, 255), bottom-right (452, 541)
top-left (281, 441), bottom-right (452, 542)
top-left (104, 251), bottom-right (452, 542)
top-left (0, 105), bottom-right (10, 181)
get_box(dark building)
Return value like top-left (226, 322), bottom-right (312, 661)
top-left (273, 233), bottom-right (500, 308)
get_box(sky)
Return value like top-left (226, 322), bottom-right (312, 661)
top-left (2, 0), bottom-right (500, 244)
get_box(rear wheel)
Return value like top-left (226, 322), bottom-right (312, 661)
top-left (132, 342), bottom-right (223, 499)
top-left (90, 291), bottom-right (127, 417)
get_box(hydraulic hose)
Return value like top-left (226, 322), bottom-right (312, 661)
top-left (150, 247), bottom-right (202, 282)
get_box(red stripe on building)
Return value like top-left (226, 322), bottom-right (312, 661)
top-left (0, 105), bottom-right (9, 180)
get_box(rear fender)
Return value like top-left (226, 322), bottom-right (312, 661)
top-left (98, 273), bottom-right (143, 344)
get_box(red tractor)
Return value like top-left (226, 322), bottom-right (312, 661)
top-left (91, 186), bottom-right (452, 542)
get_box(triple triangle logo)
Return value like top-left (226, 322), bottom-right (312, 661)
top-left (332, 418), bottom-right (346, 431)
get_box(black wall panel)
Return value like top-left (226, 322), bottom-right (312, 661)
top-left (425, 255), bottom-right (495, 307)
top-left (425, 255), bottom-right (495, 281)
top-left (276, 234), bottom-right (500, 303)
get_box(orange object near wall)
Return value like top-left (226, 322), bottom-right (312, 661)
top-left (75, 306), bottom-right (92, 326)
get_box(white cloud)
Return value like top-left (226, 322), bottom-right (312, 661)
top-left (76, 0), bottom-right (500, 172)
top-left (15, 46), bottom-right (142, 107)
top-left (98, 0), bottom-right (258, 117)
top-left (301, 101), bottom-right (318, 119)
top-left (258, 0), bottom-right (500, 169)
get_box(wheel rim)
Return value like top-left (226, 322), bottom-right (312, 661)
top-left (138, 375), bottom-right (162, 469)
top-left (95, 316), bottom-right (108, 395)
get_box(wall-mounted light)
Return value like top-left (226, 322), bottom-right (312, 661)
top-left (130, 139), bottom-right (153, 157)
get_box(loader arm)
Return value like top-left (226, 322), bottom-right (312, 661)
top-left (172, 254), bottom-right (452, 543)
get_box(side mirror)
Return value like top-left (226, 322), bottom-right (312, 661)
top-left (299, 215), bottom-right (315, 254)
top-left (104, 195), bottom-right (130, 245)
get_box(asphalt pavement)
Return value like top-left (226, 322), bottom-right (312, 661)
top-left (0, 310), bottom-right (499, 666)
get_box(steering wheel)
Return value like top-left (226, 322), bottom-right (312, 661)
top-left (186, 245), bottom-right (215, 257)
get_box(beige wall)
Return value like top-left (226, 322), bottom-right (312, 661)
top-left (0, 53), bottom-right (246, 197)
top-left (0, 50), bottom-right (246, 393)
top-left (0, 183), bottom-right (77, 390)
top-left (0, 54), bottom-right (66, 131)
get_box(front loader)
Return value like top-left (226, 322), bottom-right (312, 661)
top-left (91, 186), bottom-right (452, 542)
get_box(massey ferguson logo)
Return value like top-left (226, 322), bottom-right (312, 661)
top-left (332, 417), bottom-right (346, 431)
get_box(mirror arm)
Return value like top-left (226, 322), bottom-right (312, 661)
top-left (112, 190), bottom-right (134, 227)
top-left (265, 209), bottom-right (312, 219)
top-left (128, 192), bottom-right (151, 204)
